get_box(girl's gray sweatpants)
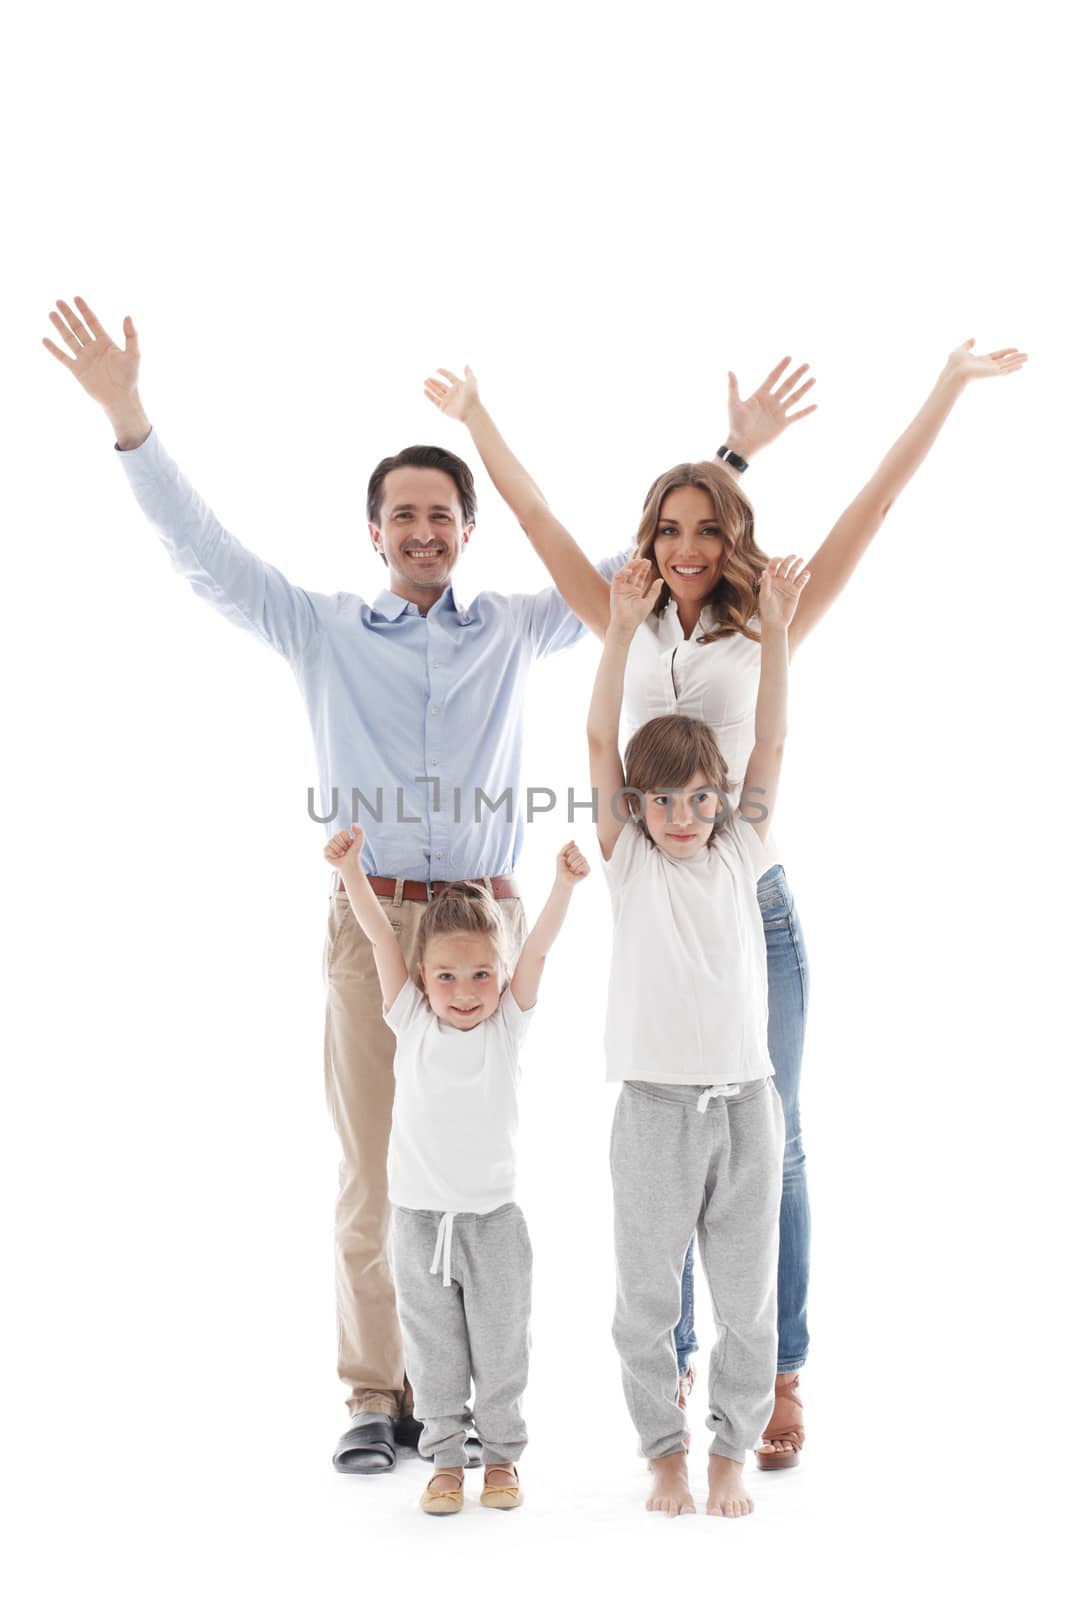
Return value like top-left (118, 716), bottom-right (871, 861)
top-left (390, 1201), bottom-right (531, 1469)
top-left (610, 1078), bottom-right (785, 1463)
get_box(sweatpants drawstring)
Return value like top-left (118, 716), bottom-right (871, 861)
top-left (696, 1084), bottom-right (742, 1114)
top-left (430, 1211), bottom-right (456, 1287)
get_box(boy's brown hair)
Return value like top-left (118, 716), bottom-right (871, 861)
top-left (622, 714), bottom-right (733, 843)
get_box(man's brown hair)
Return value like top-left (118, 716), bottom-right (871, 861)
top-left (366, 445), bottom-right (478, 533)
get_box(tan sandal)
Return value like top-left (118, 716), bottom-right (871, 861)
top-left (480, 1463), bottom-right (524, 1510)
top-left (755, 1372), bottom-right (804, 1471)
top-left (421, 1468), bottom-right (465, 1515)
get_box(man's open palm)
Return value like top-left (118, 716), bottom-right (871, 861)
top-left (42, 297), bottom-right (140, 410)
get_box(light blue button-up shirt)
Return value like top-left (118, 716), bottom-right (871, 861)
top-left (117, 430), bottom-right (630, 879)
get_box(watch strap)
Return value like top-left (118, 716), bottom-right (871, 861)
top-left (716, 444), bottom-right (750, 474)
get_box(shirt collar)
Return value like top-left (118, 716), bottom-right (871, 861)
top-left (371, 585), bottom-right (472, 624)
top-left (657, 595), bottom-right (683, 643)
top-left (659, 594), bottom-right (717, 639)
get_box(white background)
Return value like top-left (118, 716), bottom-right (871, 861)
top-left (4, 2), bottom-right (1063, 1595)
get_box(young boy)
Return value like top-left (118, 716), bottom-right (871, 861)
top-left (587, 554), bottom-right (810, 1518)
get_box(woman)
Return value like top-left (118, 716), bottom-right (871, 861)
top-left (424, 339), bottom-right (1027, 1467)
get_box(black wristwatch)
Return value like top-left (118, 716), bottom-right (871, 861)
top-left (716, 444), bottom-right (750, 474)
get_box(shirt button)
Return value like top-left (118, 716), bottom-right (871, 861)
top-left (430, 706), bottom-right (439, 715)
top-left (435, 851), bottom-right (444, 859)
top-left (430, 757), bottom-right (439, 766)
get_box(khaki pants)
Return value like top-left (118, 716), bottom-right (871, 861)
top-left (322, 883), bottom-right (527, 1418)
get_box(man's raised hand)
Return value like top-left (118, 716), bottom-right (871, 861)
top-left (42, 296), bottom-right (150, 449)
top-left (42, 297), bottom-right (141, 411)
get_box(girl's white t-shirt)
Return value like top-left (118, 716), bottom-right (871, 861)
top-left (601, 810), bottom-right (778, 1086)
top-left (620, 598), bottom-right (781, 863)
top-left (383, 976), bottom-right (534, 1214)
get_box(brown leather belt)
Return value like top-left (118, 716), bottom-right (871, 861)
top-left (353, 874), bottom-right (521, 903)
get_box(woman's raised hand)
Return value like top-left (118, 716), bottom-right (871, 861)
top-left (424, 364), bottom-right (481, 423)
top-left (943, 338), bottom-right (1028, 384)
top-left (726, 356), bottom-right (818, 458)
top-left (758, 556), bottom-right (811, 631)
top-left (42, 297), bottom-right (141, 411)
top-left (609, 558), bottom-right (663, 632)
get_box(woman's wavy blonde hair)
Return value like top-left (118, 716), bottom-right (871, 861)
top-left (633, 461), bottom-right (767, 644)
top-left (412, 882), bottom-right (510, 993)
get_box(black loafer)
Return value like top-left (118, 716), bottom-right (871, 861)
top-left (393, 1413), bottom-right (423, 1451)
top-left (332, 1413), bottom-right (397, 1474)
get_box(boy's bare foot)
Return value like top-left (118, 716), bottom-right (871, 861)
top-left (707, 1453), bottom-right (754, 1517)
top-left (646, 1450), bottom-right (696, 1517)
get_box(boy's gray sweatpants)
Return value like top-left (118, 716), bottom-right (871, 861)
top-left (610, 1078), bottom-right (785, 1464)
top-left (390, 1201), bottom-right (531, 1469)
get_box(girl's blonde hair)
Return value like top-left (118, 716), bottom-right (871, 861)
top-left (633, 461), bottom-right (767, 643)
top-left (412, 882), bottom-right (510, 992)
top-left (623, 714), bottom-right (733, 845)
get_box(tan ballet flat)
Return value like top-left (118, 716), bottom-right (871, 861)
top-left (755, 1371), bottom-right (804, 1471)
top-left (420, 1468), bottom-right (465, 1515)
top-left (480, 1464), bottom-right (524, 1510)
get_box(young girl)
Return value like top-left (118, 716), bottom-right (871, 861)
top-left (426, 338), bottom-right (1026, 1467)
top-left (323, 824), bottom-right (589, 1516)
top-left (588, 555), bottom-right (809, 1519)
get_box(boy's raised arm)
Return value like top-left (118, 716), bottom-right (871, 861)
top-left (740, 557), bottom-right (811, 842)
top-left (588, 561), bottom-right (663, 862)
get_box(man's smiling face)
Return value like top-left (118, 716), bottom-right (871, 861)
top-left (369, 465), bottom-right (473, 607)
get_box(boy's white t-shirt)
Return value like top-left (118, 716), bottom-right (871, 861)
top-left (601, 808), bottom-right (779, 1086)
top-left (383, 976), bottom-right (534, 1214)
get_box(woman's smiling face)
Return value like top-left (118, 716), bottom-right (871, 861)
top-left (652, 484), bottom-right (725, 608)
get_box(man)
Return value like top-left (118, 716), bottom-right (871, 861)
top-left (44, 295), bottom-right (632, 1475)
top-left (42, 295), bottom-right (795, 1473)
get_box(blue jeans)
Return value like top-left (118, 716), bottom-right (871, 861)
top-left (673, 863), bottom-right (811, 1376)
